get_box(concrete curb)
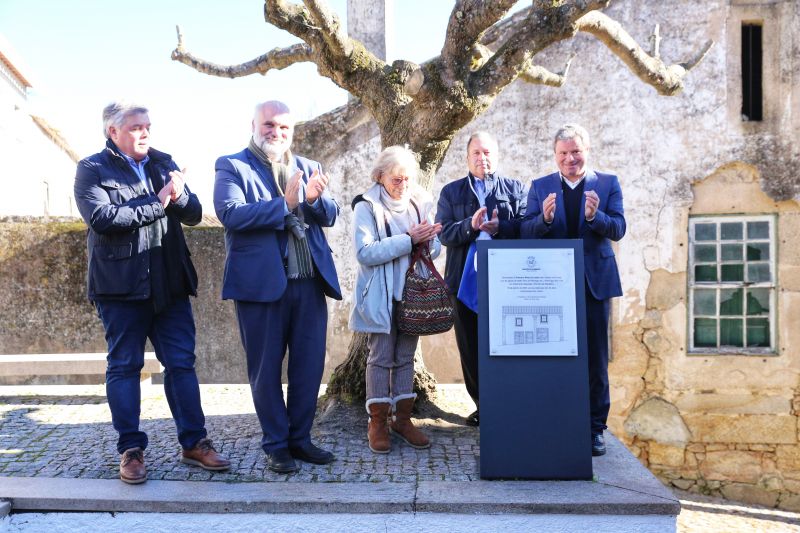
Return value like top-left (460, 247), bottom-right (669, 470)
top-left (0, 477), bottom-right (678, 515)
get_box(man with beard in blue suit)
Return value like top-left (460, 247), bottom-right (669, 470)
top-left (521, 124), bottom-right (626, 457)
top-left (214, 101), bottom-right (342, 473)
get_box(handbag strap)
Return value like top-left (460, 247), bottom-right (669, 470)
top-left (407, 242), bottom-right (447, 287)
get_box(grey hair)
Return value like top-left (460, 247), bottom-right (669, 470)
top-left (253, 100), bottom-right (292, 122)
top-left (553, 124), bottom-right (591, 151)
top-left (466, 131), bottom-right (498, 154)
top-left (102, 101), bottom-right (148, 139)
top-left (370, 145), bottom-right (419, 183)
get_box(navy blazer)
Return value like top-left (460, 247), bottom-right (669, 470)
top-left (520, 170), bottom-right (626, 300)
top-left (213, 149), bottom-right (342, 302)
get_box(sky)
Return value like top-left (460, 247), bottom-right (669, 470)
top-left (0, 0), bottom-right (523, 205)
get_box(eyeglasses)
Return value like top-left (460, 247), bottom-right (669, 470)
top-left (388, 176), bottom-right (410, 186)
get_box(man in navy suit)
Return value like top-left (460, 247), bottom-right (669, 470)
top-left (520, 124), bottom-right (626, 456)
top-left (214, 100), bottom-right (342, 473)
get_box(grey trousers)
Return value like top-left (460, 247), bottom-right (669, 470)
top-left (366, 309), bottom-right (418, 401)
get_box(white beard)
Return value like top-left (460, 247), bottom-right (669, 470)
top-left (254, 132), bottom-right (286, 162)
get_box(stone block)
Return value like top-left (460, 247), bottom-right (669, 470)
top-left (645, 270), bottom-right (685, 311)
top-left (779, 494), bottom-right (800, 512)
top-left (648, 443), bottom-right (685, 467)
top-left (671, 479), bottom-right (694, 490)
top-left (783, 479), bottom-right (800, 493)
top-left (760, 475), bottom-right (784, 491)
top-left (642, 330), bottom-right (671, 356)
top-left (638, 310), bottom-right (662, 330)
top-left (700, 451), bottom-right (762, 483)
top-left (624, 397), bottom-right (691, 446)
top-left (720, 483), bottom-right (779, 508)
top-left (776, 445), bottom-right (800, 478)
top-left (684, 414), bottom-right (796, 444)
top-left (610, 327), bottom-right (650, 377)
top-left (674, 393), bottom-right (791, 415)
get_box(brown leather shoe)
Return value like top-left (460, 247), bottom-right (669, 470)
top-left (120, 447), bottom-right (146, 484)
top-left (181, 438), bottom-right (231, 471)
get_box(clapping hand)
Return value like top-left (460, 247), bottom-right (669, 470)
top-left (408, 220), bottom-right (442, 245)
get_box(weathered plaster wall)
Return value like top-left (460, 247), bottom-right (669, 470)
top-left (308, 0), bottom-right (800, 511)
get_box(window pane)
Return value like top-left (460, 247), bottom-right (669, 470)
top-left (720, 319), bottom-right (744, 347)
top-left (721, 264), bottom-right (744, 282)
top-left (720, 289), bottom-right (743, 316)
top-left (746, 318), bottom-right (770, 347)
top-left (721, 222), bottom-right (743, 240)
top-left (748, 221), bottom-right (769, 239)
top-left (693, 289), bottom-right (716, 315)
top-left (721, 244), bottom-right (743, 261)
top-left (694, 318), bottom-right (717, 347)
top-left (694, 244), bottom-right (717, 262)
top-left (747, 242), bottom-right (769, 261)
top-left (746, 288), bottom-right (770, 316)
top-left (695, 223), bottom-right (716, 241)
top-left (695, 265), bottom-right (718, 282)
top-left (747, 263), bottom-right (771, 282)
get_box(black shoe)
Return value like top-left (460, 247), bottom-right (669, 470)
top-left (266, 448), bottom-right (299, 473)
top-left (465, 410), bottom-right (479, 427)
top-left (289, 442), bottom-right (335, 465)
top-left (592, 433), bottom-right (606, 456)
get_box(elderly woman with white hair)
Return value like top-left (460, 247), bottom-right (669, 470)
top-left (349, 146), bottom-right (442, 454)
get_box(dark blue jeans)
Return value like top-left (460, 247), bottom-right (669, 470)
top-left (96, 297), bottom-right (207, 454)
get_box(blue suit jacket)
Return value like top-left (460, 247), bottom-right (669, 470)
top-left (213, 149), bottom-right (342, 302)
top-left (520, 170), bottom-right (626, 300)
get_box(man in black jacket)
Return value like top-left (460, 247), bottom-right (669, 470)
top-left (74, 102), bottom-right (229, 484)
top-left (435, 132), bottom-right (527, 426)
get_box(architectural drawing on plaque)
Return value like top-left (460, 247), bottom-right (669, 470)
top-left (501, 305), bottom-right (564, 346)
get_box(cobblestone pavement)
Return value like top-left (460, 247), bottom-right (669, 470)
top-left (1, 383), bottom-right (799, 531)
top-left (0, 384), bottom-right (478, 483)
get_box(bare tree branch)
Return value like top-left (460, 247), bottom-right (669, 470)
top-left (520, 54), bottom-right (576, 87)
top-left (171, 26), bottom-right (312, 78)
top-left (576, 11), bottom-right (713, 96)
top-left (472, 40), bottom-right (575, 88)
top-left (302, 0), bottom-right (352, 57)
top-left (471, 0), bottom-right (610, 97)
top-left (440, 0), bottom-right (518, 83)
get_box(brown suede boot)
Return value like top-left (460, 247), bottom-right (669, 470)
top-left (367, 401), bottom-right (392, 454)
top-left (390, 396), bottom-right (430, 449)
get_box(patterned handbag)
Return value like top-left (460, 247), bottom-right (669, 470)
top-left (397, 243), bottom-right (455, 336)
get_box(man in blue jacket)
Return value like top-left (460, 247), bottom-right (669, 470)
top-left (214, 100), bottom-right (342, 473)
top-left (521, 124), bottom-right (626, 456)
top-left (436, 132), bottom-right (528, 427)
top-left (74, 102), bottom-right (230, 484)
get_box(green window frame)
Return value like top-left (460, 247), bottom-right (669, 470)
top-left (688, 215), bottom-right (776, 354)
